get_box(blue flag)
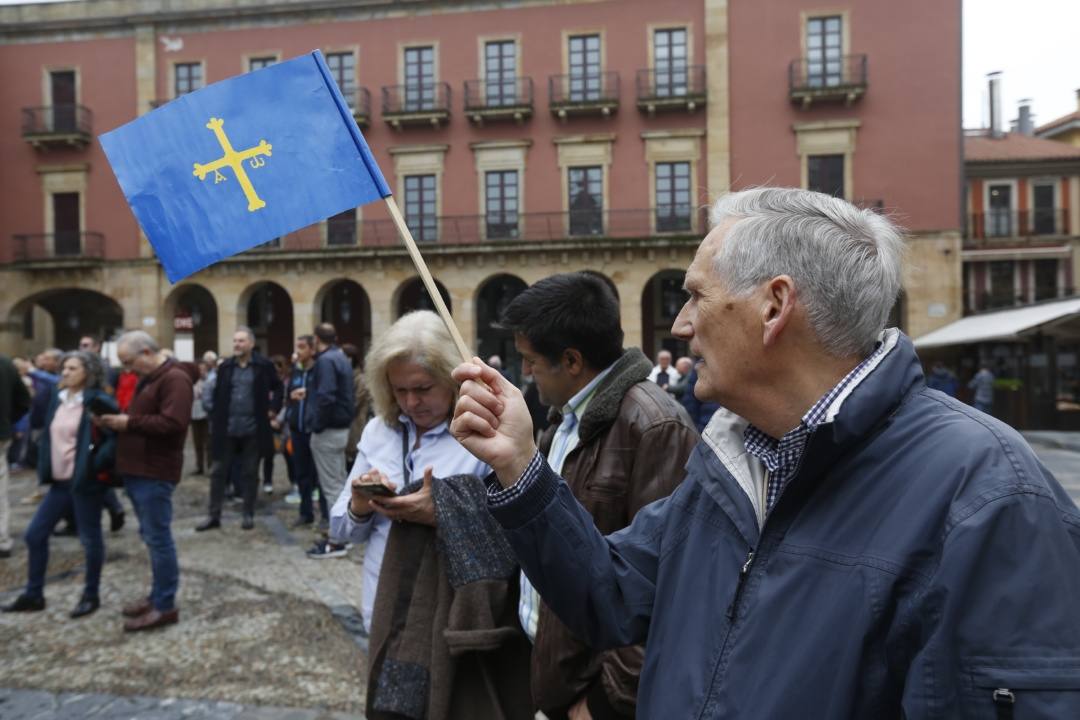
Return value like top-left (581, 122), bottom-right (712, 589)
top-left (100, 50), bottom-right (391, 283)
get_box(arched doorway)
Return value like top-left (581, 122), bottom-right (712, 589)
top-left (166, 284), bottom-right (219, 360)
top-left (887, 289), bottom-right (907, 333)
top-left (10, 288), bottom-right (124, 354)
top-left (242, 281), bottom-right (294, 358)
top-left (396, 277), bottom-right (452, 319)
top-left (475, 274), bottom-right (527, 383)
top-left (319, 279), bottom-right (372, 356)
top-left (641, 270), bottom-right (689, 361)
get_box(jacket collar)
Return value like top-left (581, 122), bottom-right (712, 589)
top-left (698, 329), bottom-right (921, 530)
top-left (573, 348), bottom-right (653, 445)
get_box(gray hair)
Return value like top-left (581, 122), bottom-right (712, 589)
top-left (364, 311), bottom-right (460, 425)
top-left (60, 350), bottom-right (106, 390)
top-left (709, 188), bottom-right (904, 357)
top-left (116, 330), bottom-right (160, 354)
top-left (234, 326), bottom-right (255, 342)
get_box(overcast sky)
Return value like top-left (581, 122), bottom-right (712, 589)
top-left (3, 0), bottom-right (1078, 129)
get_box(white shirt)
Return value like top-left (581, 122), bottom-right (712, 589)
top-left (329, 414), bottom-right (490, 632)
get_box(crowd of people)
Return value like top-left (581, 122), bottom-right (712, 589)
top-left (0, 187), bottom-right (1078, 717)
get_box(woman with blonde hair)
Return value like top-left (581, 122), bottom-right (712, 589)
top-left (329, 310), bottom-right (531, 720)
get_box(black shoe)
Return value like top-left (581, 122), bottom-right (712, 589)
top-left (191, 468), bottom-right (204, 476)
top-left (241, 514), bottom-right (255, 530)
top-left (0, 548), bottom-right (10, 559)
top-left (110, 510), bottom-right (125, 533)
top-left (290, 517), bottom-right (314, 529)
top-left (195, 517), bottom-right (221, 532)
top-left (2, 594), bottom-right (45, 612)
top-left (70, 594), bottom-right (100, 619)
top-left (53, 523), bottom-right (77, 537)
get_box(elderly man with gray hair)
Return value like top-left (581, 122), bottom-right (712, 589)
top-left (451, 188), bottom-right (1080, 717)
top-left (97, 330), bottom-right (195, 632)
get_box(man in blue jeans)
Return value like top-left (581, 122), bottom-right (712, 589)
top-left (98, 331), bottom-right (194, 632)
top-left (287, 335), bottom-right (327, 527)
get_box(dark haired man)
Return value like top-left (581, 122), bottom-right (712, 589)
top-left (288, 335), bottom-right (326, 527)
top-left (305, 323), bottom-right (355, 559)
top-left (497, 272), bottom-right (698, 719)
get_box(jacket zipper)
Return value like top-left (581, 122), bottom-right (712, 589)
top-left (992, 688), bottom-right (1015, 720)
top-left (725, 549), bottom-right (755, 619)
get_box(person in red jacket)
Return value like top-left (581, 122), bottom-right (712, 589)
top-left (97, 330), bottom-right (194, 632)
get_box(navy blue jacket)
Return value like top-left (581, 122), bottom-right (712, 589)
top-left (37, 388), bottom-right (118, 494)
top-left (490, 332), bottom-right (1080, 718)
top-left (287, 364), bottom-right (312, 434)
top-left (304, 345), bottom-right (354, 433)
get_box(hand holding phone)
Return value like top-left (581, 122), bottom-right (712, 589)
top-left (349, 469), bottom-right (397, 516)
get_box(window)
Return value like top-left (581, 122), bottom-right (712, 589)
top-left (326, 209), bottom-right (356, 246)
top-left (404, 46), bottom-right (435, 111)
top-left (325, 52), bottom-right (356, 108)
top-left (1035, 259), bottom-right (1059, 301)
top-left (405, 174), bottom-right (438, 242)
top-left (568, 34), bottom-right (601, 102)
top-left (655, 162), bottom-right (692, 232)
top-left (248, 56), bottom-right (276, 72)
top-left (49, 70), bottom-right (76, 132)
top-left (485, 40), bottom-right (517, 107)
top-left (654, 28), bottom-right (688, 97)
top-left (52, 192), bottom-right (80, 256)
top-left (485, 170), bottom-right (519, 239)
top-left (988, 261), bottom-right (1016, 308)
top-left (806, 16), bottom-right (842, 87)
top-left (807, 154), bottom-right (845, 198)
top-left (987, 183), bottom-right (1013, 237)
top-left (174, 62), bottom-right (203, 97)
top-left (1033, 183), bottom-right (1056, 235)
top-left (568, 166), bottom-right (603, 236)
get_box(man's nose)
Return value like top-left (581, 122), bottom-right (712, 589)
top-left (671, 304), bottom-right (693, 340)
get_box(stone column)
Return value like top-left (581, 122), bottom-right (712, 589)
top-left (704, 0), bottom-right (731, 198)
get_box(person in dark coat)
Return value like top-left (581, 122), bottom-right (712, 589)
top-left (680, 367), bottom-right (721, 433)
top-left (2, 351), bottom-right (116, 618)
top-left (197, 326), bottom-right (282, 531)
top-left (452, 188), bottom-right (1080, 718)
top-left (0, 354), bottom-right (32, 559)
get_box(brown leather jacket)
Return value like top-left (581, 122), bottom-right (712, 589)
top-left (530, 348), bottom-right (699, 718)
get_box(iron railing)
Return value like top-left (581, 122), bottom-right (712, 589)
top-left (464, 77), bottom-right (534, 111)
top-left (341, 87), bottom-right (372, 121)
top-left (967, 209), bottom-right (1071, 242)
top-left (21, 105), bottom-right (93, 136)
top-left (12, 232), bottom-right (105, 262)
top-left (382, 82), bottom-right (452, 115)
top-left (549, 72), bottom-right (620, 107)
top-left (243, 208), bottom-right (706, 252)
top-left (636, 66), bottom-right (707, 102)
top-left (789, 54), bottom-right (868, 94)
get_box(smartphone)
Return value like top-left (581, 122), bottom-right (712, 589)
top-left (355, 483), bottom-right (396, 498)
top-left (87, 396), bottom-right (116, 416)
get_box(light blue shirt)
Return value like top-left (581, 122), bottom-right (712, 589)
top-left (518, 364), bottom-right (613, 642)
top-left (330, 414), bottom-right (490, 632)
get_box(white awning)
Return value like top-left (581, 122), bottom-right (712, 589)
top-left (914, 297), bottom-right (1080, 349)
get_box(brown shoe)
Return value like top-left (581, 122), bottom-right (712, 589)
top-left (121, 597), bottom-right (153, 618)
top-left (123, 608), bottom-right (178, 632)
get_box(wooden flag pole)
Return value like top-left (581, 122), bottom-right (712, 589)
top-left (384, 196), bottom-right (473, 363)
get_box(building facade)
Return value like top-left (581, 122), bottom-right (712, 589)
top-left (0, 0), bottom-right (961, 371)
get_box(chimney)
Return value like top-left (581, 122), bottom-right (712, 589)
top-left (1016, 99), bottom-right (1034, 136)
top-left (988, 72), bottom-right (1003, 138)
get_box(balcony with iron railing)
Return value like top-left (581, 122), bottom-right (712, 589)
top-left (965, 209), bottom-right (1072, 247)
top-left (549, 72), bottom-right (619, 119)
top-left (382, 82), bottom-right (451, 129)
top-left (788, 54), bottom-right (867, 108)
top-left (11, 232), bottom-right (105, 265)
top-left (341, 87), bottom-right (372, 127)
top-left (21, 105), bottom-right (93, 149)
top-left (238, 207), bottom-right (706, 253)
top-left (463, 77), bottom-right (534, 124)
top-left (636, 66), bottom-right (707, 115)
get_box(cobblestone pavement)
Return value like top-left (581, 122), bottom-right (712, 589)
top-left (0, 687), bottom-right (364, 719)
top-left (0, 447), bottom-right (371, 717)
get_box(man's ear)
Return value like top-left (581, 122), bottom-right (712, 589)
top-left (761, 275), bottom-right (797, 348)
top-left (562, 348), bottom-right (586, 376)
